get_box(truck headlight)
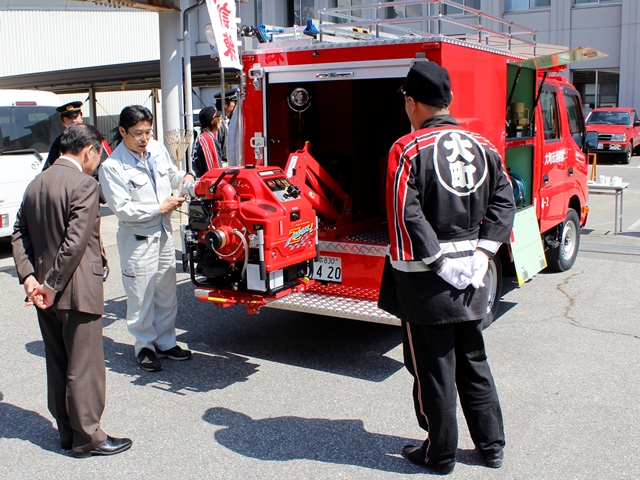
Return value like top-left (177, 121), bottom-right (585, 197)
top-left (610, 134), bottom-right (626, 142)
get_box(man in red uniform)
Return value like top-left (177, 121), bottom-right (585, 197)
top-left (193, 105), bottom-right (223, 177)
top-left (379, 62), bottom-right (515, 475)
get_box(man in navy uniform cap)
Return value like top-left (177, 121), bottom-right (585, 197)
top-left (214, 87), bottom-right (239, 165)
top-left (43, 101), bottom-right (86, 170)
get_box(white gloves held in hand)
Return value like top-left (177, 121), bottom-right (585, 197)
top-left (437, 258), bottom-right (473, 290)
top-left (468, 250), bottom-right (490, 289)
top-left (435, 250), bottom-right (491, 290)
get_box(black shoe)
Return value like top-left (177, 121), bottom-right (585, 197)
top-left (138, 348), bottom-right (162, 372)
top-left (483, 450), bottom-right (504, 469)
top-left (61, 441), bottom-right (72, 451)
top-left (156, 345), bottom-right (192, 361)
top-left (402, 444), bottom-right (455, 475)
top-left (74, 435), bottom-right (132, 458)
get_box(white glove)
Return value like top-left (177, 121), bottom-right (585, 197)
top-left (469, 250), bottom-right (490, 289)
top-left (437, 258), bottom-right (472, 290)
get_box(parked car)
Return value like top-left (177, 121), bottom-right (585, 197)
top-left (585, 107), bottom-right (640, 164)
top-left (0, 89), bottom-right (62, 238)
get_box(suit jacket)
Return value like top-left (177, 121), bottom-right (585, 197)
top-left (12, 157), bottom-right (104, 315)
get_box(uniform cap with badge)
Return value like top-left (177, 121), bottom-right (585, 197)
top-left (214, 88), bottom-right (240, 103)
top-left (214, 88), bottom-right (240, 111)
top-left (56, 101), bottom-right (83, 119)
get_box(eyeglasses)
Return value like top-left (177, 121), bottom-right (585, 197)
top-left (127, 129), bottom-right (153, 140)
top-left (399, 86), bottom-right (407, 96)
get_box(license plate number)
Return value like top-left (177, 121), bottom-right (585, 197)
top-left (597, 143), bottom-right (603, 149)
top-left (313, 256), bottom-right (342, 283)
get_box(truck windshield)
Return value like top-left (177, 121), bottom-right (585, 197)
top-left (586, 111), bottom-right (630, 126)
top-left (0, 106), bottom-right (62, 154)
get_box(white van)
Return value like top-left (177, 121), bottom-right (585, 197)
top-left (0, 89), bottom-right (62, 237)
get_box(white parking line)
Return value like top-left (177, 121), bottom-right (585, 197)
top-left (628, 218), bottom-right (640, 230)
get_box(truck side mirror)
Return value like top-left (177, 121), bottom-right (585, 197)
top-left (634, 120), bottom-right (640, 127)
top-left (584, 131), bottom-right (599, 150)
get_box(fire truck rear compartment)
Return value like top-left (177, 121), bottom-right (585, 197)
top-left (266, 77), bottom-right (410, 229)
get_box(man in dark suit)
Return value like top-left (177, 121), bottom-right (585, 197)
top-left (12, 123), bottom-right (132, 458)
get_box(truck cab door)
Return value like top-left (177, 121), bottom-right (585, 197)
top-left (537, 87), bottom-right (567, 233)
top-left (633, 110), bottom-right (640, 147)
top-left (560, 88), bottom-right (589, 221)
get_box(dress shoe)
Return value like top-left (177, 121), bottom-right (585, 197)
top-left (74, 435), bottom-right (132, 458)
top-left (138, 348), bottom-right (162, 372)
top-left (403, 444), bottom-right (455, 475)
top-left (483, 449), bottom-right (504, 469)
top-left (156, 345), bottom-right (192, 361)
top-left (61, 441), bottom-right (72, 451)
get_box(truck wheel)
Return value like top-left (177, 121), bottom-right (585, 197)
top-left (620, 146), bottom-right (631, 164)
top-left (546, 209), bottom-right (580, 272)
top-left (481, 255), bottom-right (503, 330)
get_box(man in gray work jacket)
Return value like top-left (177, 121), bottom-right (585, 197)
top-left (99, 105), bottom-right (195, 372)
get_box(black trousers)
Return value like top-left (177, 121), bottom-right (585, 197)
top-left (37, 306), bottom-right (107, 452)
top-left (402, 320), bottom-right (505, 466)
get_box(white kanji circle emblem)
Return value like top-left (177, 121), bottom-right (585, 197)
top-left (433, 130), bottom-right (488, 196)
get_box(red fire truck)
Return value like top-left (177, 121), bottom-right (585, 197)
top-left (181, 1), bottom-right (602, 327)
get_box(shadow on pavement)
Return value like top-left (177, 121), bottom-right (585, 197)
top-left (0, 391), bottom-right (62, 454)
top-left (203, 407), bottom-right (490, 473)
top-left (204, 406), bottom-right (423, 474)
top-left (25, 336), bottom-right (260, 396)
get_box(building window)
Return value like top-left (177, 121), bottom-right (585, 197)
top-left (572, 69), bottom-right (620, 113)
top-left (292, 0), bottom-right (317, 25)
top-left (330, 0), bottom-right (362, 23)
top-left (574, 0), bottom-right (621, 5)
top-left (506, 0), bottom-right (550, 11)
top-left (443, 0), bottom-right (481, 15)
top-left (386, 0), bottom-right (423, 19)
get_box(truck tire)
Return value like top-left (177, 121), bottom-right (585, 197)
top-left (546, 209), bottom-right (580, 272)
top-left (481, 255), bottom-right (503, 330)
top-left (620, 145), bottom-right (631, 164)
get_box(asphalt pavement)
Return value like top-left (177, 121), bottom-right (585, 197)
top-left (1, 156), bottom-right (639, 479)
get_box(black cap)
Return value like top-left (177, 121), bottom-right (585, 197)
top-left (214, 88), bottom-right (240, 103)
top-left (56, 101), bottom-right (83, 118)
top-left (402, 62), bottom-right (451, 108)
top-left (198, 106), bottom-right (220, 127)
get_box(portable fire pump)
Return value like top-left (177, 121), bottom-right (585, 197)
top-left (181, 164), bottom-right (319, 312)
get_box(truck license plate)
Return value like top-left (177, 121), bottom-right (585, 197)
top-left (597, 143), bottom-right (603, 149)
top-left (313, 256), bottom-right (342, 283)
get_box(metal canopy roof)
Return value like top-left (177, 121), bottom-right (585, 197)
top-left (0, 55), bottom-right (230, 94)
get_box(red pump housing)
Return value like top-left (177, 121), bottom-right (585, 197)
top-left (182, 165), bottom-right (318, 311)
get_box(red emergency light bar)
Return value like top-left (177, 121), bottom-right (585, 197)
top-left (14, 101), bottom-right (38, 106)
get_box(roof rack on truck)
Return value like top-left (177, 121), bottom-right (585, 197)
top-left (317, 0), bottom-right (537, 56)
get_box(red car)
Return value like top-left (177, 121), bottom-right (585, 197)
top-left (585, 107), bottom-right (640, 164)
